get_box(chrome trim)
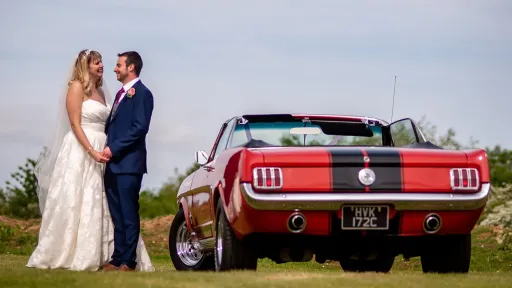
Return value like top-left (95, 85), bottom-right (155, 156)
top-left (450, 168), bottom-right (479, 191)
top-left (176, 224), bottom-right (204, 266)
top-left (252, 167), bottom-right (283, 190)
top-left (198, 237), bottom-right (215, 252)
top-left (240, 183), bottom-right (491, 211)
top-left (253, 168), bottom-right (259, 187)
top-left (195, 221), bottom-right (213, 228)
top-left (215, 218), bottom-right (223, 268)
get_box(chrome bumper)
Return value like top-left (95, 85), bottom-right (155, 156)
top-left (240, 183), bottom-right (491, 211)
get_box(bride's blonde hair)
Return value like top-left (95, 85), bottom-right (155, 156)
top-left (69, 49), bottom-right (103, 96)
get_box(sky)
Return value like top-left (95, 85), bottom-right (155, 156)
top-left (1, 0), bottom-right (511, 191)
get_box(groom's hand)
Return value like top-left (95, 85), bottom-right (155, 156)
top-left (101, 147), bottom-right (112, 159)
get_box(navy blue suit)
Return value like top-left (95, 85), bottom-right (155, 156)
top-left (104, 79), bottom-right (154, 269)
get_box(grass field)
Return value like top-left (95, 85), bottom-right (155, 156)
top-left (1, 215), bottom-right (511, 287)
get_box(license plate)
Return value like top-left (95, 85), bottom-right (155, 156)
top-left (341, 205), bottom-right (389, 230)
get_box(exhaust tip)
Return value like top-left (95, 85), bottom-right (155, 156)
top-left (423, 213), bottom-right (442, 234)
top-left (287, 211), bottom-right (307, 233)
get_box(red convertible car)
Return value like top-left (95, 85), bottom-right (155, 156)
top-left (169, 113), bottom-right (490, 273)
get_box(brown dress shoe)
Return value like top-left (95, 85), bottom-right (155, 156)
top-left (119, 264), bottom-right (135, 272)
top-left (101, 263), bottom-right (119, 271)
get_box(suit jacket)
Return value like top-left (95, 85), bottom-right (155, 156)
top-left (105, 80), bottom-right (154, 174)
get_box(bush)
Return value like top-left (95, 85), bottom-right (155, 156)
top-left (139, 163), bottom-right (200, 219)
top-left (0, 159), bottom-right (40, 219)
top-left (479, 184), bottom-right (512, 228)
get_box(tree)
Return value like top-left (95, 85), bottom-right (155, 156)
top-left (278, 131), bottom-right (381, 146)
top-left (0, 187), bottom-right (7, 215)
top-left (1, 158), bottom-right (39, 219)
top-left (279, 134), bottom-right (323, 146)
top-left (486, 145), bottom-right (512, 187)
top-left (139, 162), bottom-right (200, 219)
top-left (415, 116), bottom-right (464, 149)
top-left (415, 115), bottom-right (511, 187)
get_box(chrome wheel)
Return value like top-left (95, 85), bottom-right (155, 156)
top-left (215, 216), bottom-right (223, 269)
top-left (176, 222), bottom-right (203, 266)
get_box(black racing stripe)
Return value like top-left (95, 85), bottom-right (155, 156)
top-left (365, 148), bottom-right (402, 191)
top-left (326, 148), bottom-right (366, 191)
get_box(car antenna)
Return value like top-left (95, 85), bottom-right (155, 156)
top-left (390, 75), bottom-right (397, 123)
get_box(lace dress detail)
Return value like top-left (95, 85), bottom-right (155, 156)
top-left (26, 99), bottom-right (154, 272)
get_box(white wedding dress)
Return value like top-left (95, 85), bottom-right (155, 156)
top-left (26, 99), bottom-right (154, 272)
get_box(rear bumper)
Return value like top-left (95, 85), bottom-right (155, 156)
top-left (240, 183), bottom-right (491, 211)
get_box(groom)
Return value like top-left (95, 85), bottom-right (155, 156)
top-left (101, 51), bottom-right (154, 271)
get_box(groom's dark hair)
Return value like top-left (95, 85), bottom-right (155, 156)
top-left (118, 51), bottom-right (143, 76)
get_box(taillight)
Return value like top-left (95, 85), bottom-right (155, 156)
top-left (253, 167), bottom-right (283, 189)
top-left (450, 168), bottom-right (479, 190)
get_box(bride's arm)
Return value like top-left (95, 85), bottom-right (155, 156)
top-left (66, 81), bottom-right (106, 162)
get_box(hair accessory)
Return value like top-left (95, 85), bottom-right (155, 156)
top-left (76, 49), bottom-right (91, 59)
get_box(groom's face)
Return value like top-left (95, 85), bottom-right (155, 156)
top-left (114, 56), bottom-right (130, 82)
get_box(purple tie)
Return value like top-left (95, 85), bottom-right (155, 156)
top-left (114, 87), bottom-right (125, 105)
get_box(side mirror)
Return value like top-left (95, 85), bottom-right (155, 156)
top-left (194, 150), bottom-right (209, 166)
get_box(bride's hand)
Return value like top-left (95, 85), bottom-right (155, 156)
top-left (90, 150), bottom-right (109, 163)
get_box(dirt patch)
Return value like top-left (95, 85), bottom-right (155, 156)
top-left (141, 215), bottom-right (174, 232)
top-left (0, 216), bottom-right (40, 233)
top-left (25, 224), bottom-right (41, 233)
top-left (492, 226), bottom-right (504, 234)
top-left (0, 216), bottom-right (34, 228)
top-left (0, 214), bottom-right (175, 256)
top-left (0, 215), bottom-right (174, 241)
top-left (491, 226), bottom-right (511, 245)
top-left (140, 215), bottom-right (175, 253)
top-left (478, 232), bottom-right (493, 240)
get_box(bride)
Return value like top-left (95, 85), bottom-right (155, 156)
top-left (26, 49), bottom-right (154, 272)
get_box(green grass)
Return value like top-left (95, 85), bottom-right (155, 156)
top-left (388, 226), bottom-right (512, 273)
top-left (0, 223), bottom-right (38, 255)
top-left (1, 217), bottom-right (511, 287)
top-left (1, 254), bottom-right (512, 288)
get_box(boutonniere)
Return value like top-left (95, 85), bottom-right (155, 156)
top-left (126, 88), bottom-right (136, 98)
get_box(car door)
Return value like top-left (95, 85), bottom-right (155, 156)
top-left (191, 117), bottom-right (236, 238)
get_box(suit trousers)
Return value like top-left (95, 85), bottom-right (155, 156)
top-left (104, 167), bottom-right (143, 269)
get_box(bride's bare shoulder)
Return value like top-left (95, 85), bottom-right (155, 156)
top-left (67, 80), bottom-right (84, 99)
top-left (68, 80), bottom-right (84, 90)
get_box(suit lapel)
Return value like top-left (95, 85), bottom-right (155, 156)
top-left (109, 80), bottom-right (142, 123)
